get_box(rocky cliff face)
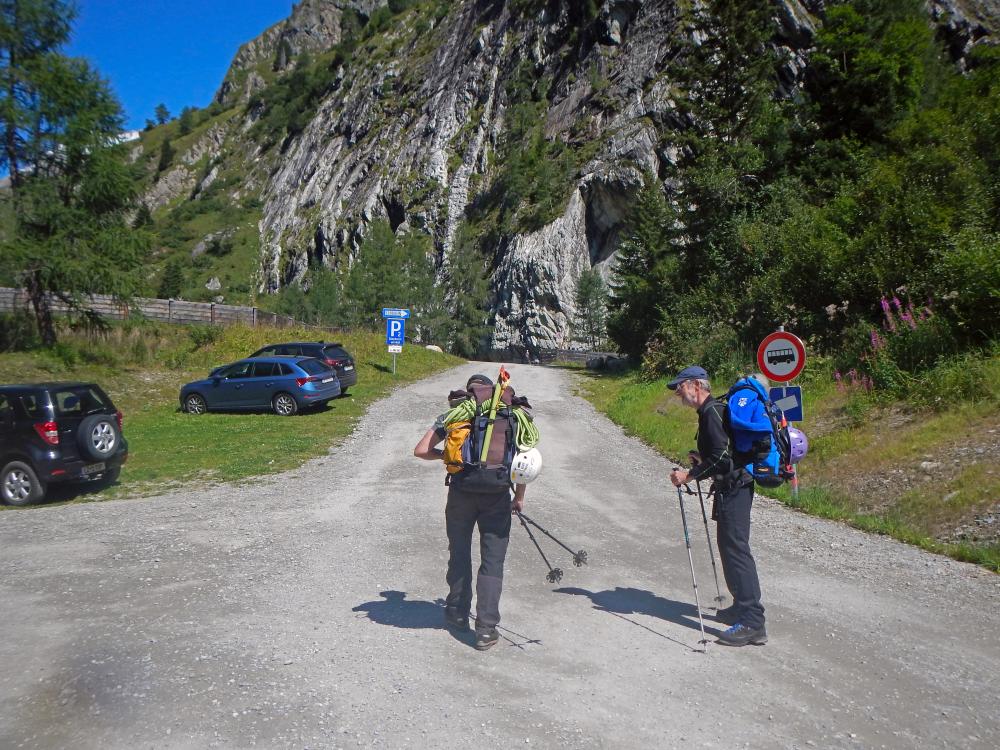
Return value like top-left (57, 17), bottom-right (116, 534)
top-left (147, 0), bottom-right (999, 355)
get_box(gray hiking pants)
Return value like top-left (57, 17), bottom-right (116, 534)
top-left (444, 483), bottom-right (512, 629)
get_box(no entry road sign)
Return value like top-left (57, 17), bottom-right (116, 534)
top-left (757, 331), bottom-right (806, 382)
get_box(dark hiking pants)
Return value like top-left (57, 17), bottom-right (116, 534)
top-left (714, 482), bottom-right (765, 629)
top-left (444, 484), bottom-right (512, 629)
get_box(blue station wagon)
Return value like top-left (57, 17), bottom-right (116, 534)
top-left (180, 357), bottom-right (341, 416)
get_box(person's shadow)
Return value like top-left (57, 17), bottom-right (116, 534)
top-left (554, 586), bottom-right (721, 650)
top-left (352, 591), bottom-right (540, 650)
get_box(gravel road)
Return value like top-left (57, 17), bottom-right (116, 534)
top-left (1, 363), bottom-right (998, 749)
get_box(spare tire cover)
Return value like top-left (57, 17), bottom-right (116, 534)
top-left (77, 414), bottom-right (120, 461)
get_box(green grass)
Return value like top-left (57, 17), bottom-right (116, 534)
top-left (0, 321), bottom-right (462, 507)
top-left (575, 359), bottom-right (1000, 573)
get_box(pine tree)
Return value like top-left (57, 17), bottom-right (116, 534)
top-left (132, 202), bottom-right (153, 228)
top-left (157, 138), bottom-right (174, 173)
top-left (157, 257), bottom-right (185, 299)
top-left (154, 102), bottom-right (170, 125)
top-left (0, 0), bottom-right (149, 345)
top-left (441, 227), bottom-right (490, 357)
top-left (178, 106), bottom-right (194, 135)
top-left (606, 177), bottom-right (678, 360)
top-left (572, 268), bottom-right (608, 350)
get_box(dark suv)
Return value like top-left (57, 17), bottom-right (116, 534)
top-left (0, 382), bottom-right (128, 506)
top-left (250, 341), bottom-right (357, 392)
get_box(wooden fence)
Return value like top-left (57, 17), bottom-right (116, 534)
top-left (0, 287), bottom-right (340, 333)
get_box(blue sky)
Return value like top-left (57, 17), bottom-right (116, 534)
top-left (67, 0), bottom-right (294, 130)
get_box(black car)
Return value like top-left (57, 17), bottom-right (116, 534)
top-left (0, 382), bottom-right (128, 506)
top-left (249, 341), bottom-right (357, 392)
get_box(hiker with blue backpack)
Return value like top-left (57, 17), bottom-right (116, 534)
top-left (668, 366), bottom-right (769, 647)
top-left (413, 369), bottom-right (541, 651)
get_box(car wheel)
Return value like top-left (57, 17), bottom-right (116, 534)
top-left (272, 392), bottom-right (298, 416)
top-left (184, 393), bottom-right (207, 414)
top-left (1, 461), bottom-right (46, 506)
top-left (78, 414), bottom-right (121, 462)
top-left (339, 388), bottom-right (349, 397)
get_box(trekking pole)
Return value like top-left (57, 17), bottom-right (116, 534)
top-left (515, 510), bottom-right (563, 583)
top-left (691, 481), bottom-right (724, 606)
top-left (675, 484), bottom-right (708, 651)
top-left (517, 512), bottom-right (588, 567)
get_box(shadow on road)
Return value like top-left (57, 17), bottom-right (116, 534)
top-left (352, 591), bottom-right (542, 650)
top-left (554, 586), bottom-right (721, 650)
top-left (352, 590), bottom-right (446, 629)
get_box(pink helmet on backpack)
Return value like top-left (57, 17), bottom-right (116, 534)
top-left (788, 426), bottom-right (809, 463)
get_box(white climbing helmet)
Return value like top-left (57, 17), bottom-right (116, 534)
top-left (510, 448), bottom-right (543, 484)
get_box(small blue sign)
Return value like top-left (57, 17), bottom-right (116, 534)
top-left (386, 318), bottom-right (405, 346)
top-left (770, 386), bottom-right (803, 422)
top-left (381, 308), bottom-right (410, 319)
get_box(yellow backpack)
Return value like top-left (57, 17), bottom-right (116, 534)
top-left (443, 421), bottom-right (471, 474)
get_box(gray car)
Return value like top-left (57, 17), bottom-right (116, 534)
top-left (179, 357), bottom-right (341, 416)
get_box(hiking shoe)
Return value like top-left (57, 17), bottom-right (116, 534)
top-left (474, 627), bottom-right (500, 651)
top-left (444, 607), bottom-right (470, 632)
top-left (716, 623), bottom-right (768, 647)
top-left (715, 605), bottom-right (740, 625)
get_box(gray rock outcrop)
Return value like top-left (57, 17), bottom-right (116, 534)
top-left (158, 0), bottom-right (999, 354)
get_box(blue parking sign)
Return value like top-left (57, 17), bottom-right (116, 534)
top-left (386, 318), bottom-right (405, 346)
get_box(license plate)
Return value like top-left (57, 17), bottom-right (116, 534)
top-left (343, 365), bottom-right (353, 371)
top-left (322, 377), bottom-right (334, 383)
top-left (82, 462), bottom-right (105, 475)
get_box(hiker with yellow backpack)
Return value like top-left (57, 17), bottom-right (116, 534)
top-left (413, 367), bottom-right (541, 651)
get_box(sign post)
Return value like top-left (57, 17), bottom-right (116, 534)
top-left (381, 308), bottom-right (410, 375)
top-left (757, 329), bottom-right (807, 498)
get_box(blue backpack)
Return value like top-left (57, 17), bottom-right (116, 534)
top-left (724, 377), bottom-right (793, 488)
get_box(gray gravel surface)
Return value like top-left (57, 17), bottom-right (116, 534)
top-left (1, 363), bottom-right (998, 749)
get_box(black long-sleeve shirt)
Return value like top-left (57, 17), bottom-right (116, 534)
top-left (688, 395), bottom-right (736, 483)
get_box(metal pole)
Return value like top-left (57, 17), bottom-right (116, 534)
top-left (676, 486), bottom-right (708, 651)
top-left (694, 482), bottom-right (724, 605)
top-left (392, 353), bottom-right (397, 375)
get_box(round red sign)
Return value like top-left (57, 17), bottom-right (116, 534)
top-left (756, 331), bottom-right (806, 382)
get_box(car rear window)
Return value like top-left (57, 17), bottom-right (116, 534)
top-left (298, 358), bottom-right (333, 375)
top-left (322, 345), bottom-right (352, 360)
top-left (52, 385), bottom-right (112, 417)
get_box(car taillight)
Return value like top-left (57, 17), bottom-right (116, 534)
top-left (295, 376), bottom-right (322, 387)
top-left (324, 358), bottom-right (344, 367)
top-left (116, 410), bottom-right (123, 431)
top-left (34, 421), bottom-right (59, 445)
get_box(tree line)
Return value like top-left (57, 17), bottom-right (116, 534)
top-left (605, 0), bottom-right (999, 395)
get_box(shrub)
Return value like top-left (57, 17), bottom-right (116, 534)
top-left (188, 325), bottom-right (223, 349)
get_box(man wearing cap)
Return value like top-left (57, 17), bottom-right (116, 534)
top-left (667, 366), bottom-right (767, 647)
top-left (413, 373), bottom-right (527, 651)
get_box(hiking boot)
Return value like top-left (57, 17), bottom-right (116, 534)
top-left (444, 607), bottom-right (470, 632)
top-left (715, 605), bottom-right (740, 625)
top-left (716, 623), bottom-right (767, 647)
top-left (474, 627), bottom-right (500, 651)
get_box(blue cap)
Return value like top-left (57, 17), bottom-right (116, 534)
top-left (667, 365), bottom-right (708, 390)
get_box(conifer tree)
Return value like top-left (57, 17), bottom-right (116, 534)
top-left (157, 257), bottom-right (185, 299)
top-left (0, 0), bottom-right (149, 344)
top-left (572, 268), bottom-right (607, 350)
top-left (606, 177), bottom-right (678, 360)
top-left (154, 102), bottom-right (170, 125)
top-left (157, 138), bottom-right (174, 173)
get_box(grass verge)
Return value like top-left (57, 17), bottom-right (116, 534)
top-left (574, 361), bottom-right (1000, 573)
top-left (0, 321), bottom-right (462, 507)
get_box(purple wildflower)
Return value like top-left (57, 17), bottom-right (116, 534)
top-left (834, 369), bottom-right (845, 392)
top-left (863, 375), bottom-right (873, 392)
top-left (892, 296), bottom-right (902, 311)
top-left (847, 368), bottom-right (858, 385)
